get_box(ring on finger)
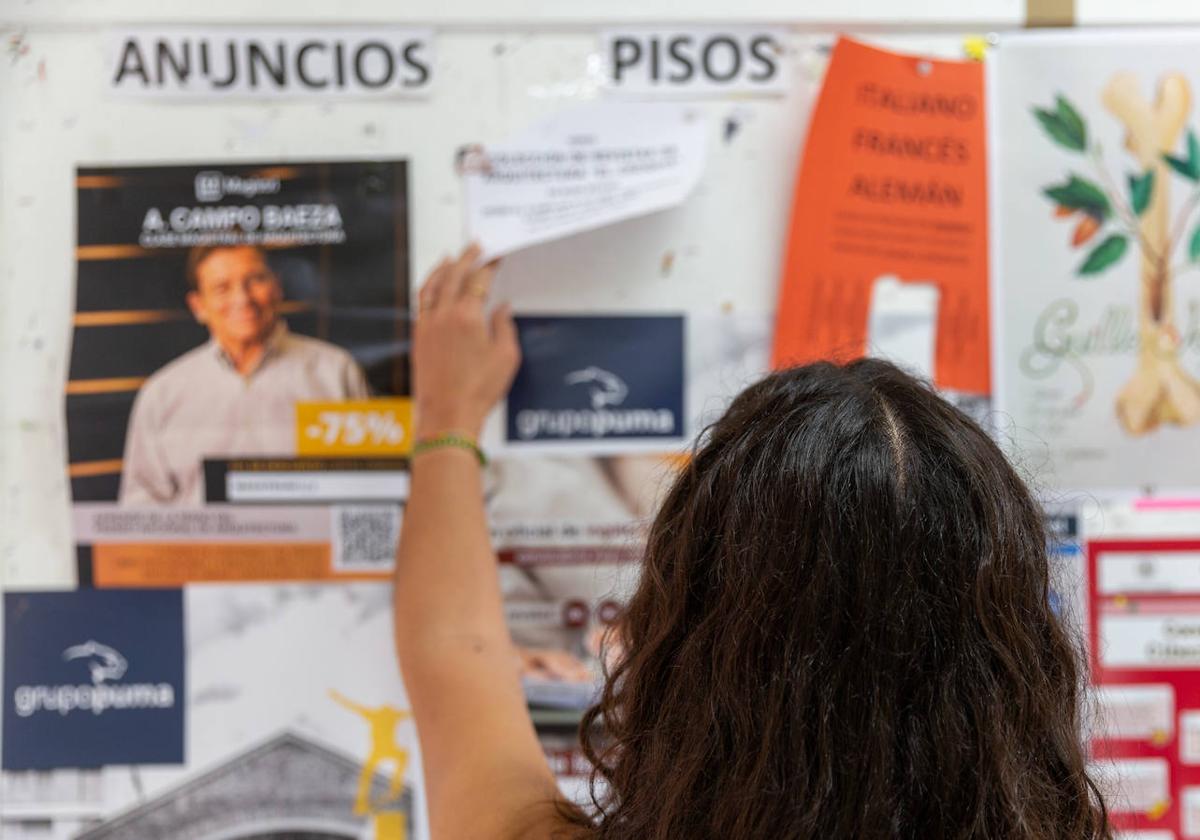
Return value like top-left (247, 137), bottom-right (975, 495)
top-left (465, 280), bottom-right (489, 299)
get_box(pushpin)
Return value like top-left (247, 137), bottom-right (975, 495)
top-left (963, 35), bottom-right (989, 62)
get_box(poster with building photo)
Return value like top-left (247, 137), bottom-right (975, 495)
top-left (0, 583), bottom-right (612, 840)
top-left (991, 32), bottom-right (1200, 490)
top-left (68, 160), bottom-right (412, 583)
top-left (67, 447), bottom-right (663, 717)
top-left (1, 583), bottom-right (426, 840)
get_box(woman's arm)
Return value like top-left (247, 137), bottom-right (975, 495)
top-left (394, 245), bottom-right (579, 839)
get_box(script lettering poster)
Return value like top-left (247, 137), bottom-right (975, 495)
top-left (991, 32), bottom-right (1200, 490)
top-left (772, 37), bottom-right (990, 396)
top-left (1087, 539), bottom-right (1200, 836)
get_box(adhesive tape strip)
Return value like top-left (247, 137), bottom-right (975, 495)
top-left (1026, 0), bottom-right (1075, 27)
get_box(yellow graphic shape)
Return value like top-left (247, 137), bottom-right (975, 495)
top-left (375, 812), bottom-right (407, 840)
top-left (1147, 798), bottom-right (1170, 820)
top-left (298, 399), bottom-right (413, 456)
top-left (1151, 728), bottom-right (1171, 747)
top-left (330, 689), bottom-right (413, 824)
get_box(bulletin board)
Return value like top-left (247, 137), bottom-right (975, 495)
top-left (0, 10), bottom-right (981, 587)
top-left (13, 3), bottom-right (1200, 840)
top-left (0, 7), bottom-right (995, 838)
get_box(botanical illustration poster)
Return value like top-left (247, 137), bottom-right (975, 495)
top-left (991, 32), bottom-right (1200, 490)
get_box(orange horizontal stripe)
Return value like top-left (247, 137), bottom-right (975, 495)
top-left (76, 175), bottom-right (123, 189)
top-left (77, 244), bottom-right (150, 260)
top-left (252, 166), bottom-right (302, 180)
top-left (69, 459), bottom-right (123, 478)
top-left (74, 310), bottom-right (189, 327)
top-left (78, 170), bottom-right (304, 190)
top-left (78, 242), bottom-right (310, 263)
top-left (74, 302), bottom-right (311, 327)
top-left (66, 377), bottom-right (146, 395)
top-left (92, 543), bottom-right (342, 586)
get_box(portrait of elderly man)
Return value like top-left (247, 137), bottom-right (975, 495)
top-left (119, 244), bottom-right (369, 506)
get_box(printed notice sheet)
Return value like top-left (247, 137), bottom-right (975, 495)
top-left (462, 103), bottom-right (707, 259)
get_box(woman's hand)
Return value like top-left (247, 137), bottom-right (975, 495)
top-left (413, 244), bottom-right (521, 440)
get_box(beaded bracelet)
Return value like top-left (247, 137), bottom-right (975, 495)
top-left (411, 432), bottom-right (488, 466)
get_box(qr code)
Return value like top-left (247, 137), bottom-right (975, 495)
top-left (332, 505), bottom-right (401, 571)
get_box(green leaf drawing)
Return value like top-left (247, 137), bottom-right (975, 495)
top-left (1189, 225), bottom-right (1200, 262)
top-left (1078, 234), bottom-right (1128, 275)
top-left (1128, 170), bottom-right (1154, 216)
top-left (1163, 129), bottom-right (1200, 181)
top-left (1055, 95), bottom-right (1086, 149)
top-left (1164, 154), bottom-right (1199, 181)
top-left (1033, 99), bottom-right (1087, 152)
top-left (1044, 175), bottom-right (1111, 220)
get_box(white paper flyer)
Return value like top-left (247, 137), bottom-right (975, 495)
top-left (462, 102), bottom-right (707, 259)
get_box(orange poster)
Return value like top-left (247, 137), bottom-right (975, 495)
top-left (772, 37), bottom-right (990, 394)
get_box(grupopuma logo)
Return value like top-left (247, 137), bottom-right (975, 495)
top-left (12, 640), bottom-right (175, 718)
top-left (2, 589), bottom-right (186, 770)
top-left (506, 315), bottom-right (685, 443)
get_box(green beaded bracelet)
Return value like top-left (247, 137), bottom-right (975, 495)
top-left (411, 432), bottom-right (488, 466)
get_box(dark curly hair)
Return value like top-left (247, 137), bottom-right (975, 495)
top-left (566, 359), bottom-right (1108, 839)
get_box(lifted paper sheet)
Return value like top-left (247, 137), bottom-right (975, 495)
top-left (462, 103), bottom-right (707, 259)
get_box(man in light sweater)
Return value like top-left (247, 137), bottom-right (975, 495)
top-left (120, 245), bottom-right (368, 506)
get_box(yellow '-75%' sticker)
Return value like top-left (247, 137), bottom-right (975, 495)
top-left (296, 399), bottom-right (413, 457)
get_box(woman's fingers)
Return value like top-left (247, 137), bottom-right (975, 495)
top-left (442, 242), bottom-right (483, 302)
top-left (460, 260), bottom-right (498, 313)
top-left (411, 243), bottom-right (518, 438)
top-left (489, 303), bottom-right (520, 368)
top-left (417, 257), bottom-right (451, 315)
top-left (417, 245), bottom-right (490, 319)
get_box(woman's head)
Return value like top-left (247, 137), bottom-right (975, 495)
top-left (576, 359), bottom-right (1107, 840)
